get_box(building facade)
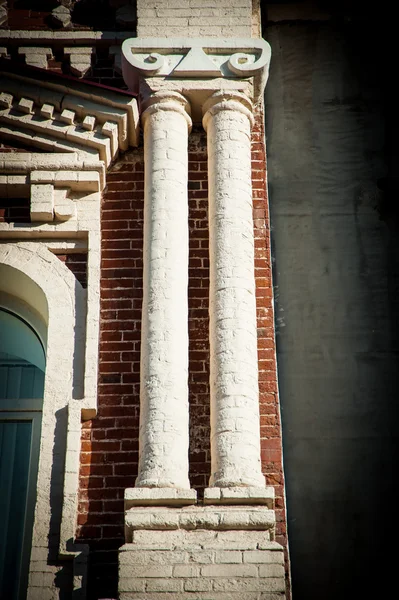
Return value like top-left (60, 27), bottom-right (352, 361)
top-left (0, 2), bottom-right (288, 599)
top-left (2, 1), bottom-right (397, 600)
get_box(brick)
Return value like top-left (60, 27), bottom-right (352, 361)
top-left (186, 551), bottom-right (214, 563)
top-left (118, 578), bottom-right (146, 592)
top-left (173, 564), bottom-right (200, 577)
top-left (146, 579), bottom-right (183, 592)
top-left (201, 564), bottom-right (258, 577)
top-left (121, 549), bottom-right (183, 566)
top-left (259, 564), bottom-right (286, 578)
top-left (215, 551), bottom-right (243, 563)
top-left (213, 577), bottom-right (286, 592)
top-left (244, 550), bottom-right (285, 564)
top-left (184, 578), bottom-right (213, 591)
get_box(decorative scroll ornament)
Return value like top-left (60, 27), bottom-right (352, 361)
top-left (121, 37), bottom-right (272, 99)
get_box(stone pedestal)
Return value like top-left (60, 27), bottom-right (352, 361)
top-left (119, 506), bottom-right (286, 600)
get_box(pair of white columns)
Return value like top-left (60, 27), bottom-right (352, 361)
top-left (136, 90), bottom-right (265, 493)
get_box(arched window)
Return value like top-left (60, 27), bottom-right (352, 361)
top-left (0, 308), bottom-right (46, 600)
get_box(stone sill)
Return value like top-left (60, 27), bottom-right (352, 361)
top-left (204, 486), bottom-right (275, 508)
top-left (125, 487), bottom-right (198, 508)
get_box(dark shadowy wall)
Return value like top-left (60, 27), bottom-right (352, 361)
top-left (264, 3), bottom-right (399, 598)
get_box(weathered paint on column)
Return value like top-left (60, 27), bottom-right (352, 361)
top-left (203, 91), bottom-right (265, 488)
top-left (137, 91), bottom-right (192, 488)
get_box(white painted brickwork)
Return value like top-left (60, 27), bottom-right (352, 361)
top-left (119, 533), bottom-right (286, 599)
top-left (137, 91), bottom-right (192, 489)
top-left (137, 0), bottom-right (253, 38)
top-left (203, 91), bottom-right (265, 488)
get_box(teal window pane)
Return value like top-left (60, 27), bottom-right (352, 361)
top-left (0, 310), bottom-right (45, 400)
top-left (0, 421), bottom-right (32, 600)
top-left (0, 307), bottom-right (45, 599)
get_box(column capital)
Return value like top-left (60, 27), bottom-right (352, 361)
top-left (122, 37), bottom-right (271, 122)
top-left (202, 91), bottom-right (254, 131)
top-left (141, 91), bottom-right (192, 131)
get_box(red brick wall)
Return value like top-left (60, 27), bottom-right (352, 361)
top-left (187, 128), bottom-right (212, 493)
top-left (74, 115), bottom-right (289, 598)
top-left (77, 149), bottom-right (144, 598)
top-left (55, 253), bottom-right (88, 289)
top-left (0, 197), bottom-right (30, 223)
top-left (4, 0), bottom-right (125, 31)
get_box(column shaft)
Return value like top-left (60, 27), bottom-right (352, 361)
top-left (203, 92), bottom-right (265, 488)
top-left (137, 92), bottom-right (191, 488)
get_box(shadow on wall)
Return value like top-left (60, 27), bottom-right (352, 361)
top-left (265, 6), bottom-right (399, 600)
top-left (49, 407), bottom-right (73, 599)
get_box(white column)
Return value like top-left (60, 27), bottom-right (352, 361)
top-left (136, 91), bottom-right (192, 489)
top-left (203, 91), bottom-right (265, 489)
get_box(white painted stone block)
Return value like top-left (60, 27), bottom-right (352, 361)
top-left (60, 109), bottom-right (75, 125)
top-left (184, 578), bottom-right (213, 592)
top-left (204, 486), bottom-right (275, 507)
top-left (82, 115), bottom-right (96, 131)
top-left (215, 550), bottom-right (243, 563)
top-left (244, 549), bottom-right (285, 564)
top-left (213, 577), bottom-right (285, 592)
top-left (259, 563), bottom-right (286, 578)
top-left (173, 564), bottom-right (200, 577)
top-left (17, 97), bottom-right (34, 114)
top-left (146, 578), bottom-right (183, 592)
top-left (30, 183), bottom-right (54, 221)
top-left (201, 563), bottom-right (258, 577)
top-left (40, 104), bottom-right (54, 119)
top-left (118, 578), bottom-right (146, 593)
top-left (18, 47), bottom-right (52, 69)
top-left (0, 92), bottom-right (12, 108)
top-left (125, 487), bottom-right (197, 507)
top-left (120, 549), bottom-right (187, 566)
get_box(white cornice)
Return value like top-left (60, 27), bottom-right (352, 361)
top-left (0, 68), bottom-right (139, 164)
top-left (0, 30), bottom-right (130, 42)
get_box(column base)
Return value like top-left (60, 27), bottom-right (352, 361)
top-left (125, 505), bottom-right (276, 538)
top-left (119, 513), bottom-right (286, 599)
top-left (125, 487), bottom-right (197, 509)
top-left (204, 486), bottom-right (275, 508)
